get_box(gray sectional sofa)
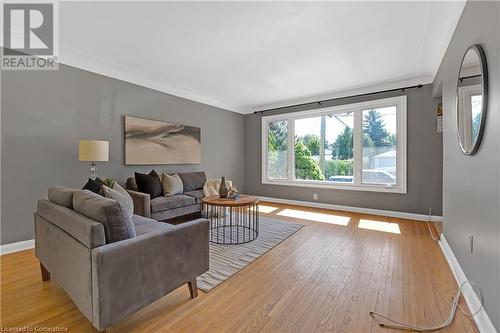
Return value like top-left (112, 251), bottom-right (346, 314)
top-left (126, 171), bottom-right (206, 221)
top-left (35, 186), bottom-right (209, 332)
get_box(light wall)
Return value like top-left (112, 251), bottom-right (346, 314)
top-left (1, 62), bottom-right (245, 245)
top-left (244, 84), bottom-right (443, 215)
top-left (432, 1), bottom-right (500, 330)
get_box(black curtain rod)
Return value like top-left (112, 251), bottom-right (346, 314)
top-left (459, 74), bottom-right (481, 81)
top-left (254, 84), bottom-right (423, 115)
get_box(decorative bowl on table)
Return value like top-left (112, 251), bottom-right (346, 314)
top-left (227, 188), bottom-right (239, 200)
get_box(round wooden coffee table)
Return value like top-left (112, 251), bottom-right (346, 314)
top-left (202, 195), bottom-right (259, 244)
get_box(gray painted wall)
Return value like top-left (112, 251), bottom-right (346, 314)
top-left (433, 2), bottom-right (500, 329)
top-left (1, 63), bottom-right (245, 245)
top-left (245, 84), bottom-right (443, 215)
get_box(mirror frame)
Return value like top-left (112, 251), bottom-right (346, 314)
top-left (456, 44), bottom-right (488, 155)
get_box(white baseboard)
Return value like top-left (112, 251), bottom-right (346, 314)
top-left (258, 196), bottom-right (443, 222)
top-left (0, 239), bottom-right (35, 255)
top-left (439, 235), bottom-right (497, 333)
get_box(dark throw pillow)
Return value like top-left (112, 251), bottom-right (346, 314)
top-left (103, 201), bottom-right (136, 243)
top-left (135, 170), bottom-right (163, 198)
top-left (82, 178), bottom-right (103, 194)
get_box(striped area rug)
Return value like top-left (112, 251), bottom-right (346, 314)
top-left (196, 217), bottom-right (304, 292)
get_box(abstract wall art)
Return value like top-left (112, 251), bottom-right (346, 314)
top-left (124, 116), bottom-right (201, 165)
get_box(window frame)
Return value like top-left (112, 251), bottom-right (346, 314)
top-left (457, 84), bottom-right (482, 150)
top-left (261, 95), bottom-right (407, 193)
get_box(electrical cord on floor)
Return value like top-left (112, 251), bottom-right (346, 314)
top-left (369, 209), bottom-right (485, 331)
top-left (425, 208), bottom-right (440, 242)
top-left (370, 281), bottom-right (484, 331)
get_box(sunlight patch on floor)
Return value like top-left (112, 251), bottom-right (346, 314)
top-left (358, 219), bottom-right (401, 234)
top-left (277, 209), bottom-right (350, 225)
top-left (253, 205), bottom-right (279, 214)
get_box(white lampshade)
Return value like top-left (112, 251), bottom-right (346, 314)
top-left (79, 140), bottom-right (109, 161)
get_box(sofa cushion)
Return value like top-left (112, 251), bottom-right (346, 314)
top-left (161, 173), bottom-right (184, 196)
top-left (184, 190), bottom-right (204, 204)
top-left (132, 214), bottom-right (157, 227)
top-left (152, 203), bottom-right (202, 221)
top-left (134, 220), bottom-right (173, 236)
top-left (73, 190), bottom-right (136, 243)
top-left (150, 195), bottom-right (196, 213)
top-left (48, 186), bottom-right (78, 208)
top-left (178, 172), bottom-right (206, 192)
top-left (135, 170), bottom-right (163, 198)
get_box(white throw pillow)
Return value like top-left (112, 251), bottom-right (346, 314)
top-left (203, 179), bottom-right (233, 197)
top-left (112, 182), bottom-right (132, 198)
top-left (161, 173), bottom-right (184, 196)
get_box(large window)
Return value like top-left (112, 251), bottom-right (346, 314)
top-left (262, 96), bottom-right (406, 193)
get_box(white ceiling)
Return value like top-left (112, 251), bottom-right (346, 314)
top-left (58, 1), bottom-right (466, 114)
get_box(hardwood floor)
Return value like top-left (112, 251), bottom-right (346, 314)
top-left (1, 202), bottom-right (477, 332)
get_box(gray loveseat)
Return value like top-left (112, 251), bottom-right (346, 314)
top-left (35, 187), bottom-right (209, 332)
top-left (126, 171), bottom-right (206, 221)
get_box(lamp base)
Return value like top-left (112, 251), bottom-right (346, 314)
top-left (90, 161), bottom-right (97, 180)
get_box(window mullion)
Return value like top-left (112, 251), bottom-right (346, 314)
top-left (353, 110), bottom-right (363, 186)
top-left (288, 118), bottom-right (295, 181)
top-left (399, 100), bottom-right (407, 192)
top-left (262, 119), bottom-right (268, 183)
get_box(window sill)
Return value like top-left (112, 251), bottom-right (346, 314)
top-left (262, 179), bottom-right (407, 194)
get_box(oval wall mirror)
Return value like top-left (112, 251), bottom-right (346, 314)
top-left (456, 44), bottom-right (488, 155)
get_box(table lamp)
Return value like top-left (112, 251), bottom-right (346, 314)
top-left (79, 140), bottom-right (109, 180)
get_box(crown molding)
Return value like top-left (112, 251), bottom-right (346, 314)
top-left (252, 75), bottom-right (434, 112)
top-left (58, 46), bottom-right (248, 114)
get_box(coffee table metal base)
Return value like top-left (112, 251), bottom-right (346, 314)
top-left (203, 203), bottom-right (259, 244)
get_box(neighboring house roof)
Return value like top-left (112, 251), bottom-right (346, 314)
top-left (374, 150), bottom-right (396, 158)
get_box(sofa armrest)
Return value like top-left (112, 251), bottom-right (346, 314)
top-left (127, 190), bottom-right (151, 218)
top-left (91, 218), bottom-right (209, 330)
top-left (36, 199), bottom-right (106, 248)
